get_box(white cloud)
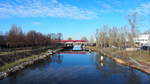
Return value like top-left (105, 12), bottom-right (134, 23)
top-left (51, 0), bottom-right (59, 4)
top-left (0, 0), bottom-right (97, 19)
top-left (32, 22), bottom-right (41, 25)
top-left (100, 3), bottom-right (112, 9)
top-left (97, 0), bottom-right (126, 14)
top-left (133, 2), bottom-right (150, 16)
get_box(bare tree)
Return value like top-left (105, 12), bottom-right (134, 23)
top-left (95, 28), bottom-right (100, 49)
top-left (89, 35), bottom-right (94, 43)
top-left (0, 24), bottom-right (63, 50)
top-left (128, 13), bottom-right (138, 37)
top-left (0, 32), bottom-right (3, 49)
top-left (81, 36), bottom-right (88, 41)
top-left (57, 33), bottom-right (63, 40)
top-left (95, 25), bottom-right (131, 51)
top-left (26, 30), bottom-right (36, 46)
top-left (127, 13), bottom-right (139, 47)
top-left (68, 37), bottom-right (72, 40)
top-left (7, 24), bottom-right (24, 48)
top-left (144, 29), bottom-right (150, 34)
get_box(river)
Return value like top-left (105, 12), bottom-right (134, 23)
top-left (0, 46), bottom-right (150, 84)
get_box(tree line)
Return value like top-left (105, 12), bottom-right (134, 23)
top-left (95, 13), bottom-right (150, 49)
top-left (0, 24), bottom-right (63, 49)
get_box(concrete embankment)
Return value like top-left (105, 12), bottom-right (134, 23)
top-left (0, 48), bottom-right (63, 80)
top-left (99, 50), bottom-right (150, 75)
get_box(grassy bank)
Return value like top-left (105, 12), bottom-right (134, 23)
top-left (0, 47), bottom-right (63, 79)
top-left (0, 46), bottom-right (50, 55)
top-left (85, 46), bottom-right (96, 51)
top-left (87, 46), bottom-right (150, 65)
top-left (102, 48), bottom-right (150, 64)
top-left (95, 47), bottom-right (150, 74)
top-left (0, 46), bottom-right (63, 72)
top-left (0, 52), bottom-right (46, 72)
top-left (0, 50), bottom-right (32, 55)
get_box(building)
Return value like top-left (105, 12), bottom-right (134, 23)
top-left (134, 34), bottom-right (150, 47)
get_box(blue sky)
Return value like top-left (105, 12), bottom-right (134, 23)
top-left (0, 0), bottom-right (150, 39)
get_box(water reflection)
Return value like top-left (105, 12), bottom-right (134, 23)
top-left (1, 48), bottom-right (150, 84)
top-left (94, 52), bottom-right (150, 84)
top-left (51, 54), bottom-right (63, 64)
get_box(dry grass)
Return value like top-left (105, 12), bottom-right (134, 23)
top-left (86, 46), bottom-right (96, 51)
top-left (103, 48), bottom-right (118, 52)
top-left (104, 48), bottom-right (150, 64)
top-left (0, 50), bottom-right (32, 55)
top-left (118, 50), bottom-right (150, 64)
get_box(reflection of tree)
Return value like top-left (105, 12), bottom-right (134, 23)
top-left (6, 58), bottom-right (52, 84)
top-left (125, 69), bottom-right (142, 84)
top-left (95, 52), bottom-right (106, 70)
top-left (94, 52), bottom-right (149, 83)
top-left (30, 58), bottom-right (52, 70)
top-left (148, 76), bottom-right (150, 84)
top-left (89, 52), bottom-right (96, 63)
top-left (51, 54), bottom-right (63, 64)
top-left (95, 52), bottom-right (108, 78)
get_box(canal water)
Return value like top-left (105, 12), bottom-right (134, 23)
top-left (0, 46), bottom-right (150, 84)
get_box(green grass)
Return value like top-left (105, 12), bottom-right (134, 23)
top-left (0, 46), bottom-right (60, 71)
top-left (0, 55), bottom-right (38, 71)
top-left (0, 52), bottom-right (47, 71)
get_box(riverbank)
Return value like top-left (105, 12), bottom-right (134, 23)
top-left (0, 48), bottom-right (63, 80)
top-left (96, 48), bottom-right (150, 75)
top-left (85, 46), bottom-right (96, 51)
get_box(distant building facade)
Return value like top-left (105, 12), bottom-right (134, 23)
top-left (134, 34), bottom-right (150, 47)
